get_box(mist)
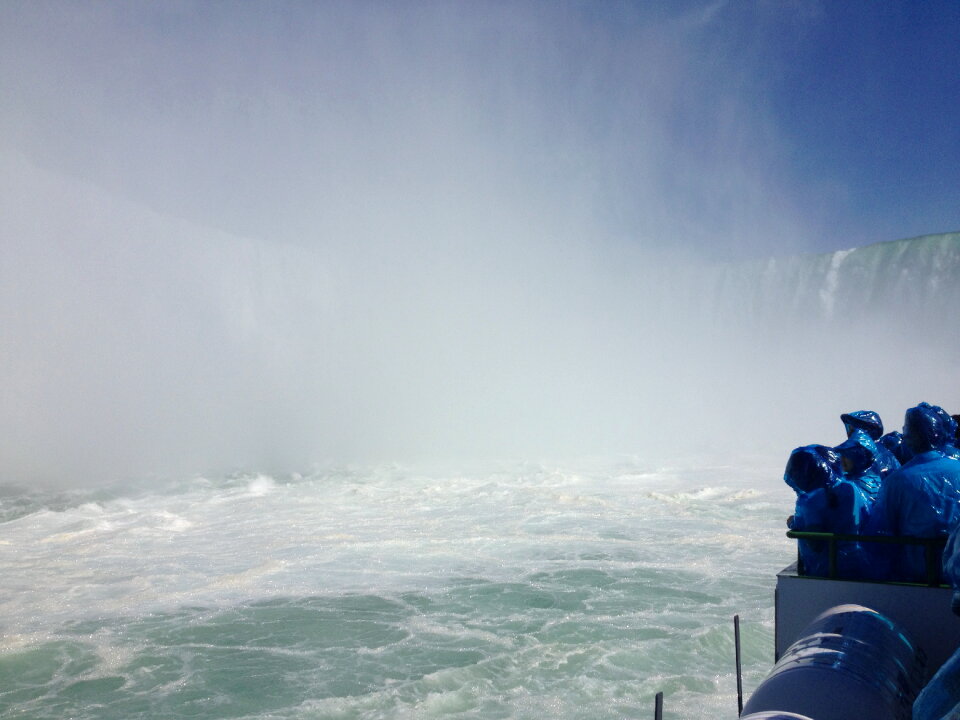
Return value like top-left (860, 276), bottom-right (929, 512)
top-left (2, 2), bottom-right (958, 484)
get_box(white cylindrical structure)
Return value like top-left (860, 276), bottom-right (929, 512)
top-left (741, 604), bottom-right (925, 720)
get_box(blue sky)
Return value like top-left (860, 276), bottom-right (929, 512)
top-left (749, 2), bottom-right (960, 248)
top-left (2, 1), bottom-right (958, 259)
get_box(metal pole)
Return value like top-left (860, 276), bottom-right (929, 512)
top-left (734, 614), bottom-right (743, 716)
top-left (654, 691), bottom-right (663, 720)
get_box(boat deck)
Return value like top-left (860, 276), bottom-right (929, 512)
top-left (776, 562), bottom-right (960, 673)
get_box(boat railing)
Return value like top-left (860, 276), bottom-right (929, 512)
top-left (785, 530), bottom-right (948, 587)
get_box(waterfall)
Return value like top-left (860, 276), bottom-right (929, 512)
top-left (2, 152), bottom-right (958, 481)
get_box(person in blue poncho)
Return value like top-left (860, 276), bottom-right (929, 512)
top-left (911, 520), bottom-right (960, 720)
top-left (944, 523), bottom-right (960, 616)
top-left (926, 403), bottom-right (960, 459)
top-left (784, 444), bottom-right (872, 579)
top-left (873, 404), bottom-right (960, 583)
top-left (840, 410), bottom-right (901, 478)
top-left (835, 430), bottom-right (883, 501)
top-left (878, 430), bottom-right (912, 466)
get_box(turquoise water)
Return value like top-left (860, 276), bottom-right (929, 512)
top-left (0, 458), bottom-right (792, 719)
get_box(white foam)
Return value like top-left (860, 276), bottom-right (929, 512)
top-left (246, 474), bottom-right (276, 496)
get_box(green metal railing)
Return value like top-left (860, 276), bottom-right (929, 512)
top-left (786, 530), bottom-right (949, 587)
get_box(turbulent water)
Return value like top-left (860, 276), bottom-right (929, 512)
top-left (0, 457), bottom-right (793, 720)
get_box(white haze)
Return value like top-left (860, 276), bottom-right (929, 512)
top-left (1, 2), bottom-right (957, 484)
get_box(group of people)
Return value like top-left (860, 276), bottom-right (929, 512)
top-left (784, 402), bottom-right (960, 583)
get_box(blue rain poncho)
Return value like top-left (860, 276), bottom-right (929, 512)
top-left (912, 647), bottom-right (960, 720)
top-left (841, 410), bottom-right (901, 478)
top-left (873, 406), bottom-right (960, 582)
top-left (841, 410), bottom-right (884, 439)
top-left (783, 444), bottom-right (839, 495)
top-left (784, 445), bottom-right (872, 579)
top-left (944, 523), bottom-right (960, 614)
top-left (918, 526), bottom-right (960, 720)
top-left (835, 430), bottom-right (883, 501)
top-left (927, 403), bottom-right (960, 459)
top-left (878, 430), bottom-right (912, 465)
top-left (913, 402), bottom-right (959, 455)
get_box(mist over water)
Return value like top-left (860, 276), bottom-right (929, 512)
top-left (4, 142), bottom-right (959, 485)
top-left (3, 146), bottom-right (960, 483)
top-left (3, 3), bottom-right (960, 483)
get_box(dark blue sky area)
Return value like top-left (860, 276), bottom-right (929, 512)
top-left (756, 2), bottom-right (960, 246)
top-left (596, 0), bottom-right (960, 252)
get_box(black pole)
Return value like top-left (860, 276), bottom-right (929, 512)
top-left (734, 614), bottom-right (743, 716)
top-left (654, 691), bottom-right (663, 720)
